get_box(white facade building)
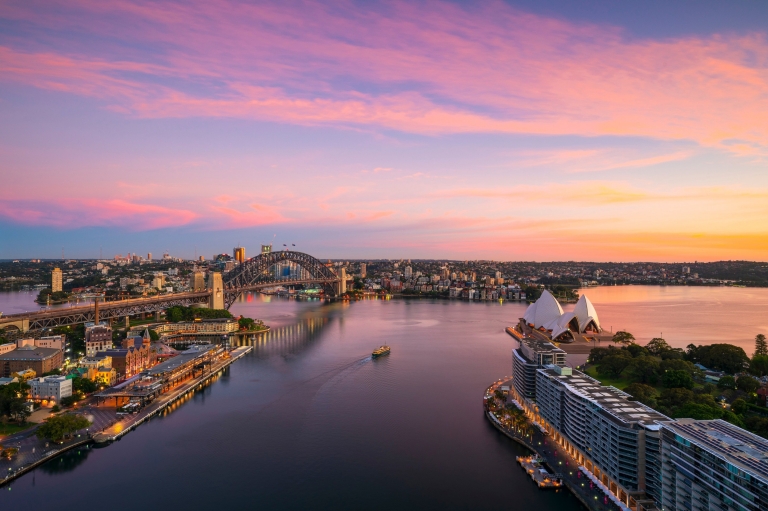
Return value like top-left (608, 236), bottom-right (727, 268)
top-left (29, 375), bottom-right (72, 403)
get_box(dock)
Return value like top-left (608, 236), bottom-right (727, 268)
top-left (93, 345), bottom-right (252, 443)
top-left (516, 455), bottom-right (564, 488)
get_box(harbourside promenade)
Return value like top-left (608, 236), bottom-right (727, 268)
top-left (484, 378), bottom-right (627, 511)
top-left (0, 345), bottom-right (252, 487)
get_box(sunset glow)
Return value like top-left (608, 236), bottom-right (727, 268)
top-left (1, 0), bottom-right (767, 260)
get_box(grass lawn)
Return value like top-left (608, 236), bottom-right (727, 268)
top-left (584, 366), bottom-right (630, 390)
top-left (0, 421), bottom-right (35, 437)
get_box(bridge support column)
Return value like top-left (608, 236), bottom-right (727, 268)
top-left (125, 316), bottom-right (130, 328)
top-left (155, 311), bottom-right (162, 321)
top-left (208, 272), bottom-right (224, 310)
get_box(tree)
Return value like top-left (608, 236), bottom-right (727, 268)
top-left (663, 370), bottom-right (694, 389)
top-left (731, 398), bottom-right (749, 415)
top-left (692, 344), bottom-right (749, 374)
top-left (36, 414), bottom-right (91, 442)
top-left (749, 355), bottom-right (768, 377)
top-left (646, 337), bottom-right (672, 356)
top-left (755, 334), bottom-right (768, 357)
top-left (673, 403), bottom-right (723, 420)
top-left (597, 354), bottom-right (633, 378)
top-left (736, 375), bottom-right (760, 394)
top-left (625, 344), bottom-right (649, 358)
top-left (623, 356), bottom-right (661, 385)
top-left (658, 388), bottom-right (696, 411)
top-left (72, 377), bottom-right (98, 395)
top-left (148, 329), bottom-right (159, 341)
top-left (624, 383), bottom-right (657, 407)
top-left (238, 317), bottom-right (256, 330)
top-left (589, 347), bottom-right (620, 364)
top-left (0, 380), bottom-right (31, 423)
top-left (612, 331), bottom-right (635, 346)
top-left (717, 375), bottom-right (737, 390)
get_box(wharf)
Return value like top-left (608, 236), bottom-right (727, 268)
top-left (93, 345), bottom-right (252, 443)
top-left (484, 378), bottom-right (629, 511)
top-left (517, 454), bottom-right (564, 488)
top-left (0, 346), bottom-right (252, 486)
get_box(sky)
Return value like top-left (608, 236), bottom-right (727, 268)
top-left (1, 0), bottom-right (767, 262)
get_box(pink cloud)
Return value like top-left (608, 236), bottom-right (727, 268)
top-left (0, 1), bottom-right (766, 153)
top-left (0, 199), bottom-right (198, 230)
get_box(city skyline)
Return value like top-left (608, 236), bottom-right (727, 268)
top-left (2, 1), bottom-right (768, 261)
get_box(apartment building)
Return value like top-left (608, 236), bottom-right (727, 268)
top-left (512, 337), bottom-right (566, 401)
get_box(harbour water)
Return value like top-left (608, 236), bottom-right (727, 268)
top-left (1, 286), bottom-right (767, 509)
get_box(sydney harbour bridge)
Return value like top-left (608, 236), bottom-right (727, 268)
top-left (0, 251), bottom-right (348, 334)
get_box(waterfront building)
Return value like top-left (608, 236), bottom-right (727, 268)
top-left (660, 419), bottom-right (768, 511)
top-left (86, 325), bottom-right (113, 357)
top-left (0, 346), bottom-right (63, 377)
top-left (51, 267), bottom-right (63, 293)
top-left (512, 337), bottom-right (566, 401)
top-left (28, 375), bottom-right (72, 403)
top-left (521, 292), bottom-right (602, 341)
top-left (137, 318), bottom-right (238, 338)
top-left (534, 365), bottom-right (670, 509)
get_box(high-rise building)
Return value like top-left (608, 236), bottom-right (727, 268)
top-left (198, 255), bottom-right (205, 262)
top-left (234, 246), bottom-right (246, 264)
top-left (152, 273), bottom-right (166, 290)
top-left (404, 266), bottom-right (413, 279)
top-left (51, 267), bottom-right (63, 293)
top-left (534, 365), bottom-right (669, 505)
top-left (360, 263), bottom-right (367, 278)
top-left (189, 271), bottom-right (206, 292)
top-left (147, 252), bottom-right (152, 261)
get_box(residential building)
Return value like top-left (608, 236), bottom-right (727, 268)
top-left (360, 263), bottom-right (367, 278)
top-left (660, 419), bottom-right (768, 511)
top-left (152, 273), bottom-right (166, 290)
top-left (512, 337), bottom-right (566, 401)
top-left (534, 365), bottom-right (670, 509)
top-left (85, 325), bottom-right (113, 357)
top-left (51, 267), bottom-right (63, 292)
top-left (28, 375), bottom-right (72, 403)
top-left (0, 346), bottom-right (63, 377)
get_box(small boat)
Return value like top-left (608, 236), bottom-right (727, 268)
top-left (372, 345), bottom-right (391, 358)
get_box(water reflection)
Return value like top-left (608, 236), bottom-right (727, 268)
top-left (233, 316), bottom-right (330, 358)
top-left (38, 446), bottom-right (93, 474)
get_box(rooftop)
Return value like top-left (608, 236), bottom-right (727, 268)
top-left (0, 347), bottom-right (61, 361)
top-left (147, 344), bottom-right (215, 376)
top-left (663, 419), bottom-right (768, 482)
top-left (519, 337), bottom-right (565, 354)
top-left (538, 366), bottom-right (670, 426)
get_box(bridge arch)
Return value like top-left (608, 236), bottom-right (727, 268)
top-left (222, 251), bottom-right (339, 308)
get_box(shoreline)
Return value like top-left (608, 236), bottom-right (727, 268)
top-left (484, 378), bottom-right (623, 511)
top-left (0, 346), bottom-right (252, 487)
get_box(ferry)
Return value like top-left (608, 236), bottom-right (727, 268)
top-left (372, 345), bottom-right (391, 358)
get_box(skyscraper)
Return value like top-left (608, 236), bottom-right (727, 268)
top-left (234, 246), bottom-right (246, 264)
top-left (360, 263), bottom-right (366, 278)
top-left (51, 267), bottom-right (63, 293)
top-left (147, 252), bottom-right (152, 261)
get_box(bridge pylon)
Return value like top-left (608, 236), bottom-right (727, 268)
top-left (208, 272), bottom-right (224, 310)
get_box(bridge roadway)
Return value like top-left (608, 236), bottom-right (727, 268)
top-left (0, 278), bottom-right (341, 334)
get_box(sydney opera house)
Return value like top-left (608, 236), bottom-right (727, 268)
top-left (520, 290), bottom-right (602, 342)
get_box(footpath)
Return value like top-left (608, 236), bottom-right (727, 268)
top-left (0, 346), bottom-right (251, 487)
top-left (485, 378), bottom-right (628, 511)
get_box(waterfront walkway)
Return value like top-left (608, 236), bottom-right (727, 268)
top-left (0, 346), bottom-right (252, 487)
top-left (485, 378), bottom-right (628, 511)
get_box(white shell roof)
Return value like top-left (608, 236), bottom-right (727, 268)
top-left (573, 294), bottom-right (601, 332)
top-left (526, 290), bottom-right (564, 329)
